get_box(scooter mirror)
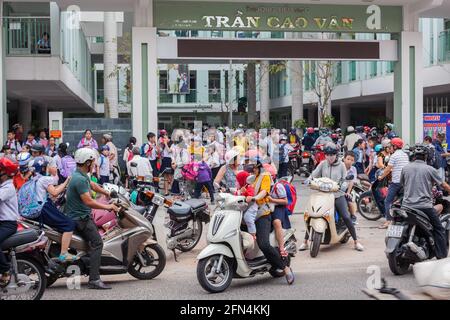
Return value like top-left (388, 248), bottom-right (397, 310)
top-left (346, 175), bottom-right (354, 181)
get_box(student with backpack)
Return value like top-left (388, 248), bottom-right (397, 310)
top-left (268, 178), bottom-right (295, 258)
top-left (96, 145), bottom-right (110, 185)
top-left (194, 160), bottom-right (215, 203)
top-left (18, 157), bottom-right (76, 262)
top-left (141, 132), bottom-right (159, 191)
top-left (57, 143), bottom-right (76, 184)
top-left (278, 135), bottom-right (293, 178)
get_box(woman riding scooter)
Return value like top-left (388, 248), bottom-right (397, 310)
top-left (299, 143), bottom-right (365, 252)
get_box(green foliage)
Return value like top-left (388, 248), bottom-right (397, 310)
top-left (323, 114), bottom-right (335, 128)
top-left (260, 122), bottom-right (273, 129)
top-left (293, 119), bottom-right (308, 130)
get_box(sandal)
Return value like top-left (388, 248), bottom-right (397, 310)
top-left (58, 253), bottom-right (79, 263)
top-left (0, 272), bottom-right (11, 287)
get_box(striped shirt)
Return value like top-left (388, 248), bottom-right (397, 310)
top-left (388, 150), bottom-right (409, 183)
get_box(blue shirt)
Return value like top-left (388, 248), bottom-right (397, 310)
top-left (433, 141), bottom-right (447, 169)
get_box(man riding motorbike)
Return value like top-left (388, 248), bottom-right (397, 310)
top-left (299, 143), bottom-right (364, 252)
top-left (400, 144), bottom-right (450, 259)
top-left (288, 128), bottom-right (301, 146)
top-left (64, 148), bottom-right (119, 290)
top-left (383, 123), bottom-right (397, 140)
top-left (302, 127), bottom-right (316, 151)
top-left (313, 128), bottom-right (333, 147)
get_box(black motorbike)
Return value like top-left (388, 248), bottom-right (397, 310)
top-left (385, 196), bottom-right (450, 275)
top-left (357, 178), bottom-right (386, 221)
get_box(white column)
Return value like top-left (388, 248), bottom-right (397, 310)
top-left (340, 104), bottom-right (350, 131)
top-left (290, 60), bottom-right (303, 127)
top-left (259, 61), bottom-right (270, 124)
top-left (132, 0), bottom-right (157, 145)
top-left (393, 31), bottom-right (423, 145)
top-left (104, 12), bottom-right (119, 119)
top-left (18, 99), bottom-right (32, 135)
top-left (0, 0), bottom-right (6, 143)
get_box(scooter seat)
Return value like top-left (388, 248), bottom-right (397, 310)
top-left (184, 199), bottom-right (207, 210)
top-left (1, 229), bottom-right (39, 250)
top-left (357, 174), bottom-right (370, 182)
top-left (168, 201), bottom-right (192, 216)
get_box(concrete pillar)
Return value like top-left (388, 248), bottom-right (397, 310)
top-left (104, 12), bottom-right (119, 119)
top-left (393, 31), bottom-right (423, 145)
top-left (38, 105), bottom-right (48, 129)
top-left (247, 62), bottom-right (257, 126)
top-left (308, 107), bottom-right (315, 127)
top-left (290, 60), bottom-right (303, 127)
top-left (132, 0), bottom-right (157, 145)
top-left (0, 0), bottom-right (6, 144)
top-left (385, 98), bottom-right (394, 122)
top-left (340, 104), bottom-right (350, 131)
top-left (18, 100), bottom-right (32, 135)
top-left (259, 60), bottom-right (270, 125)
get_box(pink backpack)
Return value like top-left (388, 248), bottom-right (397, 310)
top-left (181, 162), bottom-right (199, 181)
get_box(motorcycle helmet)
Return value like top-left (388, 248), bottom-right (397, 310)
top-left (307, 127), bottom-right (314, 134)
top-left (30, 143), bottom-right (45, 154)
top-left (391, 137), bottom-right (404, 149)
top-left (331, 133), bottom-right (338, 140)
top-left (356, 126), bottom-right (363, 133)
top-left (281, 128), bottom-right (288, 135)
top-left (335, 128), bottom-right (342, 134)
top-left (413, 144), bottom-right (428, 157)
top-left (290, 128), bottom-right (296, 134)
top-left (0, 158), bottom-right (19, 177)
top-left (279, 135), bottom-right (288, 143)
top-left (347, 126), bottom-right (355, 133)
top-left (319, 128), bottom-right (328, 136)
top-left (30, 157), bottom-right (48, 174)
top-left (18, 152), bottom-right (31, 167)
top-left (381, 139), bottom-right (391, 149)
top-left (374, 144), bottom-right (383, 153)
top-left (385, 123), bottom-right (394, 131)
top-left (74, 147), bottom-right (97, 164)
top-left (323, 143), bottom-right (338, 155)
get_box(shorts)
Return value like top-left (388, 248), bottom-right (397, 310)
top-left (38, 199), bottom-right (75, 233)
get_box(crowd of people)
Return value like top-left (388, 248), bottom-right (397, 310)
top-left (1, 120), bottom-right (449, 290)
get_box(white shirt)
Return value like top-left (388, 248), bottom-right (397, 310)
top-left (161, 144), bottom-right (173, 158)
top-left (388, 150), bottom-right (410, 183)
top-left (0, 179), bottom-right (19, 221)
top-left (106, 142), bottom-right (118, 168)
top-left (142, 142), bottom-right (157, 161)
top-left (217, 131), bottom-right (224, 144)
top-left (97, 155), bottom-right (110, 176)
top-left (207, 152), bottom-right (221, 169)
top-left (35, 175), bottom-right (58, 203)
top-left (127, 155), bottom-right (153, 177)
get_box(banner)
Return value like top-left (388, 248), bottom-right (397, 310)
top-left (167, 64), bottom-right (190, 94)
top-left (154, 1), bottom-right (403, 33)
top-left (423, 113), bottom-right (450, 147)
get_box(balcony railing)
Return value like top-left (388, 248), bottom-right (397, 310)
top-left (159, 89), bottom-right (198, 104)
top-left (208, 89), bottom-right (222, 103)
top-left (3, 17), bottom-right (51, 56)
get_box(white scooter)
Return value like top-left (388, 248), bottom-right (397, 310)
top-left (196, 193), bottom-right (297, 293)
top-left (305, 177), bottom-right (352, 258)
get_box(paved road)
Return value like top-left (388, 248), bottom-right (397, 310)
top-left (42, 180), bottom-right (418, 300)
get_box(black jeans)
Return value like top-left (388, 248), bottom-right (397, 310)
top-left (0, 221), bottom-right (18, 273)
top-left (74, 217), bottom-right (103, 281)
top-left (416, 207), bottom-right (448, 259)
top-left (304, 196), bottom-right (357, 241)
top-left (194, 181), bottom-right (215, 202)
top-left (150, 160), bottom-right (159, 191)
top-left (255, 215), bottom-right (285, 270)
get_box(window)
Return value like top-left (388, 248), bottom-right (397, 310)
top-left (96, 70), bottom-right (104, 103)
top-left (370, 62), bottom-right (377, 78)
top-left (350, 61), bottom-right (357, 81)
top-left (209, 71), bottom-right (221, 103)
top-left (159, 71), bottom-right (171, 103)
top-left (186, 70), bottom-right (197, 103)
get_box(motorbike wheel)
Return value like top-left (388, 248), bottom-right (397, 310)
top-left (128, 244), bottom-right (166, 280)
top-left (6, 256), bottom-right (47, 300)
top-left (357, 192), bottom-right (383, 221)
top-left (339, 232), bottom-right (351, 244)
top-left (387, 249), bottom-right (411, 275)
top-left (310, 231), bottom-right (322, 258)
top-left (176, 218), bottom-right (203, 252)
top-left (197, 255), bottom-right (233, 293)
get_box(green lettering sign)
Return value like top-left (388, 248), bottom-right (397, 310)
top-left (153, 1), bottom-right (403, 33)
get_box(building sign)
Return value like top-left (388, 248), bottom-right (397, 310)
top-left (154, 1), bottom-right (403, 33)
top-left (423, 113), bottom-right (450, 146)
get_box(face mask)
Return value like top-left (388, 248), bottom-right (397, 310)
top-left (326, 155), bottom-right (337, 163)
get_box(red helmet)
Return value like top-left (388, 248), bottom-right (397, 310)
top-left (331, 133), bottom-right (338, 139)
top-left (307, 127), bottom-right (314, 134)
top-left (159, 129), bottom-right (167, 136)
top-left (0, 158), bottom-right (19, 177)
top-left (364, 126), bottom-right (370, 132)
top-left (391, 137), bottom-right (404, 149)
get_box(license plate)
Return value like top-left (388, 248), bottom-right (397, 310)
top-left (386, 225), bottom-right (404, 238)
top-left (302, 158), bottom-right (310, 164)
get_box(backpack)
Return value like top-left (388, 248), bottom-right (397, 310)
top-left (274, 180), bottom-right (297, 215)
top-left (60, 155), bottom-right (76, 178)
top-left (18, 177), bottom-right (46, 219)
top-left (181, 162), bottom-right (199, 181)
top-left (140, 143), bottom-right (152, 158)
top-left (426, 145), bottom-right (438, 169)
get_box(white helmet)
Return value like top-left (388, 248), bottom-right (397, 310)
top-left (347, 126), bottom-right (355, 133)
top-left (225, 149), bottom-right (240, 165)
top-left (74, 147), bottom-right (97, 164)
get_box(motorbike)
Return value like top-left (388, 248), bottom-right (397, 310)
top-left (21, 197), bottom-right (166, 287)
top-left (313, 144), bottom-right (326, 168)
top-left (357, 172), bottom-right (389, 221)
top-left (0, 226), bottom-right (48, 300)
top-left (298, 146), bottom-right (314, 178)
top-left (288, 144), bottom-right (301, 178)
top-left (304, 177), bottom-right (353, 258)
top-left (121, 180), bottom-right (210, 260)
top-left (196, 192), bottom-right (297, 293)
top-left (385, 200), bottom-right (450, 275)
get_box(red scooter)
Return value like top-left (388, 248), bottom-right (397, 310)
top-left (313, 144), bottom-right (326, 168)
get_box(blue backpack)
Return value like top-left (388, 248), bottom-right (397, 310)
top-left (18, 177), bottom-right (47, 219)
